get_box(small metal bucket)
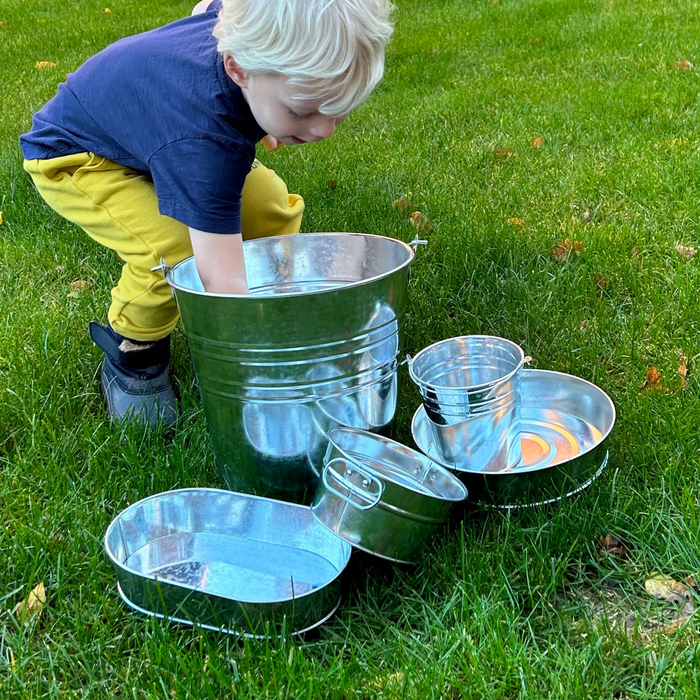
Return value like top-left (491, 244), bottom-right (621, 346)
top-left (408, 336), bottom-right (525, 472)
top-left (162, 233), bottom-right (414, 504)
top-left (311, 428), bottom-right (468, 563)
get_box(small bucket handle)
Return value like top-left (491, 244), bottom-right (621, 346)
top-left (322, 458), bottom-right (384, 511)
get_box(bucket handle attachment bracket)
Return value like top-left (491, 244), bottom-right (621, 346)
top-left (322, 458), bottom-right (384, 511)
top-left (150, 258), bottom-right (171, 277)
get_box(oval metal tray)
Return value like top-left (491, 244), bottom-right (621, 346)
top-left (104, 488), bottom-right (351, 637)
top-left (411, 369), bottom-right (615, 507)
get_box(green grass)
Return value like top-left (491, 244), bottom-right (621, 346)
top-left (2, 0), bottom-right (700, 697)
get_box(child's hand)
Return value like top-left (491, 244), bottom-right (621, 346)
top-left (189, 227), bottom-right (249, 294)
top-left (261, 135), bottom-right (282, 151)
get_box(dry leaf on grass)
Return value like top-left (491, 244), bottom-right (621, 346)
top-left (640, 366), bottom-right (666, 392)
top-left (11, 582), bottom-right (46, 623)
top-left (507, 217), bottom-right (526, 229)
top-left (67, 279), bottom-right (93, 298)
top-left (392, 198), bottom-right (413, 210)
top-left (676, 244), bottom-right (697, 260)
top-left (679, 353), bottom-right (688, 389)
top-left (35, 61), bottom-right (56, 69)
top-left (102, 7), bottom-right (111, 13)
top-left (409, 211), bottom-right (432, 232)
top-left (327, 178), bottom-right (338, 190)
top-left (531, 136), bottom-right (544, 149)
top-left (0, 211), bottom-right (3, 225)
top-left (644, 572), bottom-right (695, 633)
top-left (580, 319), bottom-right (588, 332)
top-left (672, 60), bottom-right (694, 70)
top-left (0, 20), bottom-right (10, 28)
top-left (595, 274), bottom-right (608, 290)
top-left (598, 534), bottom-right (629, 559)
top-left (492, 146), bottom-right (514, 158)
top-left (551, 238), bottom-right (584, 261)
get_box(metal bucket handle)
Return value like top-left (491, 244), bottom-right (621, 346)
top-left (322, 458), bottom-right (384, 511)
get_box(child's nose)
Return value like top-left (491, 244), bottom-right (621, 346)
top-left (309, 117), bottom-right (336, 140)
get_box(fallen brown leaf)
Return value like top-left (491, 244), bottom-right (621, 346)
top-left (685, 575), bottom-right (699, 592)
top-left (492, 146), bottom-right (514, 158)
top-left (630, 246), bottom-right (641, 258)
top-left (392, 198), bottom-right (413, 210)
top-left (327, 178), bottom-right (338, 190)
top-left (0, 20), bottom-right (10, 28)
top-left (69, 279), bottom-right (92, 292)
top-left (678, 353), bottom-right (688, 388)
top-left (409, 211), bottom-right (432, 232)
top-left (676, 244), bottom-right (697, 260)
top-left (102, 7), bottom-right (112, 13)
top-left (507, 217), bottom-right (526, 229)
top-left (67, 279), bottom-right (93, 298)
top-left (35, 61), bottom-right (56, 69)
top-left (595, 274), bottom-right (608, 290)
top-left (551, 238), bottom-right (585, 261)
top-left (598, 534), bottom-right (629, 559)
top-left (580, 319), bottom-right (588, 332)
top-left (644, 572), bottom-right (695, 632)
top-left (11, 582), bottom-right (46, 622)
top-left (531, 136), bottom-right (544, 149)
top-left (640, 366), bottom-right (665, 392)
top-left (672, 60), bottom-right (694, 70)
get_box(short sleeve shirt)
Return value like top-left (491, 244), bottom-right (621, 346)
top-left (19, 1), bottom-right (265, 233)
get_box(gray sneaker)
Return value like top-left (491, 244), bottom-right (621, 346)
top-left (89, 322), bottom-right (178, 427)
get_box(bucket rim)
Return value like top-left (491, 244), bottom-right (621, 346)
top-left (164, 232), bottom-right (415, 298)
top-left (408, 335), bottom-right (526, 391)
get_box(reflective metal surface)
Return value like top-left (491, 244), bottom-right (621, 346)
top-left (104, 488), bottom-right (351, 637)
top-left (408, 336), bottom-right (524, 471)
top-left (311, 428), bottom-right (468, 563)
top-left (411, 369), bottom-right (615, 507)
top-left (166, 233), bottom-right (413, 503)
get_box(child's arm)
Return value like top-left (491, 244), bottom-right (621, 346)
top-left (189, 227), bottom-right (249, 294)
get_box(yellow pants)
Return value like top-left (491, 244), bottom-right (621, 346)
top-left (24, 153), bottom-right (304, 341)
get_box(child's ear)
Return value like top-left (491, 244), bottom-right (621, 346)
top-left (223, 54), bottom-right (248, 88)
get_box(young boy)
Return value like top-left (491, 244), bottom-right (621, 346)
top-left (20, 0), bottom-right (393, 426)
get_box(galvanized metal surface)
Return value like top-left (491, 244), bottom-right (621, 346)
top-left (104, 489), bottom-right (351, 637)
top-left (311, 428), bottom-right (468, 563)
top-left (166, 233), bottom-right (414, 504)
top-left (408, 336), bottom-right (525, 471)
top-left (411, 369), bottom-right (615, 507)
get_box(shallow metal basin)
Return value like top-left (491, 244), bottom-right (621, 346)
top-left (104, 489), bottom-right (351, 637)
top-left (411, 369), bottom-right (615, 507)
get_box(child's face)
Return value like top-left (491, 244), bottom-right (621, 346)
top-left (225, 58), bottom-right (347, 146)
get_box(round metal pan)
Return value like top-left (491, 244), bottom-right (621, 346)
top-left (411, 369), bottom-right (615, 508)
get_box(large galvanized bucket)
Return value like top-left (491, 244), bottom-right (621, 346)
top-left (163, 233), bottom-right (414, 504)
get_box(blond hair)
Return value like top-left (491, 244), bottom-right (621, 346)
top-left (213, 0), bottom-right (393, 117)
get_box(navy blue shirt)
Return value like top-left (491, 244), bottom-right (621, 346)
top-left (20, 2), bottom-right (266, 233)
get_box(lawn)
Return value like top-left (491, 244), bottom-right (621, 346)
top-left (1, 0), bottom-right (700, 697)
